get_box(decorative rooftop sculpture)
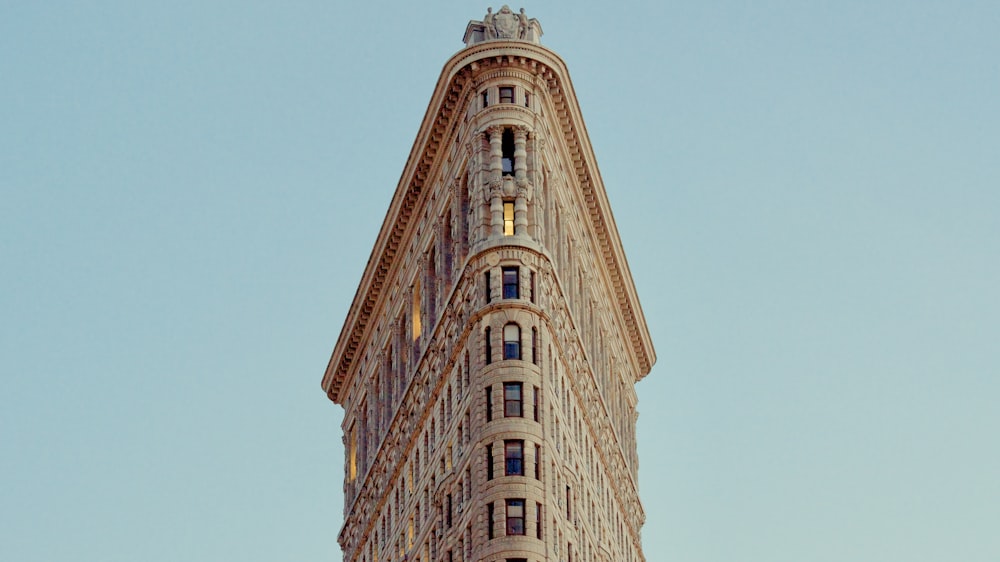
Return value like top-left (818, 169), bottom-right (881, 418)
top-left (463, 5), bottom-right (542, 46)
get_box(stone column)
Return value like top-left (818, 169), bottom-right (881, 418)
top-left (488, 126), bottom-right (504, 237)
top-left (513, 126), bottom-right (530, 236)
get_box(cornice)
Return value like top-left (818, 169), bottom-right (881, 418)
top-left (323, 40), bottom-right (656, 404)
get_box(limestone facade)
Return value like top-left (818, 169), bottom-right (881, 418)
top-left (322, 7), bottom-right (656, 562)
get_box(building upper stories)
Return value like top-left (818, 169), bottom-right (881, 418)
top-left (322, 7), bottom-right (656, 562)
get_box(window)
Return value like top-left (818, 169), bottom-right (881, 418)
top-left (484, 271), bottom-right (491, 302)
top-left (501, 129), bottom-right (515, 176)
top-left (524, 91), bottom-right (531, 108)
top-left (485, 386), bottom-right (493, 422)
top-left (446, 494), bottom-right (453, 528)
top-left (530, 270), bottom-right (536, 303)
top-left (499, 86), bottom-right (514, 104)
top-left (531, 328), bottom-right (538, 364)
top-left (486, 445), bottom-right (494, 480)
top-left (566, 485), bottom-right (572, 519)
top-left (348, 423), bottom-right (357, 481)
top-left (508, 559), bottom-right (528, 562)
top-left (502, 267), bottom-right (519, 299)
top-left (503, 201), bottom-right (514, 235)
top-left (506, 499), bottom-right (525, 535)
top-left (485, 327), bottom-right (492, 364)
top-left (504, 382), bottom-right (522, 417)
top-left (536, 502), bottom-right (543, 539)
top-left (487, 502), bottom-right (495, 539)
top-left (533, 386), bottom-right (539, 421)
top-left (412, 280), bottom-right (421, 341)
top-left (534, 444), bottom-right (541, 479)
top-left (505, 440), bottom-right (523, 476)
top-left (481, 90), bottom-right (489, 108)
top-left (503, 323), bottom-right (521, 360)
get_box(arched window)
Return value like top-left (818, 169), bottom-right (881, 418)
top-left (503, 323), bottom-right (521, 360)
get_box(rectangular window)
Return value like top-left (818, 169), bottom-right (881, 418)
top-left (535, 444), bottom-right (541, 479)
top-left (502, 267), bottom-right (519, 299)
top-left (506, 499), bottom-right (525, 535)
top-left (485, 386), bottom-right (493, 422)
top-left (504, 440), bottom-right (523, 476)
top-left (484, 271), bottom-right (491, 302)
top-left (499, 86), bottom-right (514, 104)
top-left (487, 445), bottom-right (494, 480)
top-left (501, 129), bottom-right (514, 176)
top-left (524, 91), bottom-right (531, 108)
top-left (533, 385), bottom-right (539, 421)
top-left (488, 502), bottom-right (495, 539)
top-left (503, 201), bottom-right (515, 235)
top-left (536, 502), bottom-right (543, 539)
top-left (447, 493), bottom-right (453, 528)
top-left (504, 382), bottom-right (522, 417)
top-left (531, 328), bottom-right (538, 365)
top-left (530, 270), bottom-right (536, 303)
top-left (482, 90), bottom-right (489, 108)
top-left (566, 485), bottom-right (572, 519)
top-left (485, 326), bottom-right (492, 364)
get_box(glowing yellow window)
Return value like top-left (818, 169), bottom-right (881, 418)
top-left (503, 202), bottom-right (514, 236)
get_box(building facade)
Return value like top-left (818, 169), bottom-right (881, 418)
top-left (322, 7), bottom-right (656, 562)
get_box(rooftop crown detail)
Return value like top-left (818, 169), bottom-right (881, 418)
top-left (463, 5), bottom-right (543, 46)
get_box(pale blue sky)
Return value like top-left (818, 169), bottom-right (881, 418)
top-left (2, 2), bottom-right (998, 561)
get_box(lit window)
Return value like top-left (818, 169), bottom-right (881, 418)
top-left (506, 499), bottom-right (525, 535)
top-left (499, 86), bottom-right (514, 103)
top-left (503, 202), bottom-right (514, 236)
top-left (502, 267), bottom-right (519, 298)
top-left (411, 280), bottom-right (421, 341)
top-left (504, 382), bottom-right (522, 417)
top-left (505, 440), bottom-right (523, 476)
top-left (503, 323), bottom-right (521, 360)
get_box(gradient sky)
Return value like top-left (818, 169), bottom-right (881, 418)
top-left (2, 2), bottom-right (998, 561)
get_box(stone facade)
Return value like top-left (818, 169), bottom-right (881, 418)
top-left (321, 8), bottom-right (656, 562)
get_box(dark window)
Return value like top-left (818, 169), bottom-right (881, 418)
top-left (502, 267), bottom-right (519, 299)
top-left (482, 91), bottom-right (489, 108)
top-left (504, 440), bottom-right (523, 476)
top-left (503, 323), bottom-right (521, 360)
top-left (499, 86), bottom-right (514, 104)
top-left (485, 386), bottom-right (493, 422)
top-left (504, 382), bottom-right (522, 417)
top-left (488, 502), bottom-right (495, 539)
top-left (506, 499), bottom-right (525, 535)
top-left (536, 502), bottom-right (542, 539)
top-left (485, 327), bottom-right (492, 364)
top-left (486, 445), bottom-right (494, 480)
top-left (534, 444), bottom-right (541, 480)
top-left (524, 91), bottom-right (531, 108)
top-left (530, 270), bottom-right (536, 303)
top-left (508, 559), bottom-right (528, 562)
top-left (533, 386), bottom-right (539, 421)
top-left (501, 129), bottom-right (514, 176)
top-left (503, 201), bottom-right (515, 236)
top-left (531, 328), bottom-right (538, 365)
top-left (446, 494), bottom-right (453, 527)
top-left (566, 485), bottom-right (572, 519)
top-left (484, 271), bottom-right (491, 302)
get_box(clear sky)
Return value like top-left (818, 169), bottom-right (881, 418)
top-left (2, 2), bottom-right (998, 561)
